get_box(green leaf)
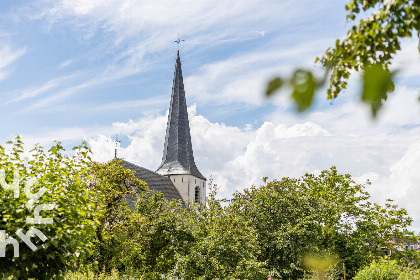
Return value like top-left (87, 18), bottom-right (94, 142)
top-left (361, 63), bottom-right (394, 117)
top-left (290, 70), bottom-right (317, 112)
top-left (265, 77), bottom-right (284, 96)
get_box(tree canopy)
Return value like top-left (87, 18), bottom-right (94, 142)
top-left (80, 164), bottom-right (420, 279)
top-left (1, 139), bottom-right (419, 279)
top-left (231, 167), bottom-right (416, 278)
top-left (266, 0), bottom-right (420, 117)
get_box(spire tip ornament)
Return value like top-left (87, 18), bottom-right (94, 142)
top-left (174, 33), bottom-right (185, 53)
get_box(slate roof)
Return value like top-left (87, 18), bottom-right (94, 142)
top-left (121, 160), bottom-right (185, 204)
top-left (156, 51), bottom-right (206, 180)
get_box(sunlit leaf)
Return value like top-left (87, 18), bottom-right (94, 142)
top-left (266, 77), bottom-right (284, 96)
top-left (290, 70), bottom-right (317, 112)
top-left (361, 63), bottom-right (394, 117)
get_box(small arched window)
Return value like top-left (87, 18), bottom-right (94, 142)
top-left (195, 186), bottom-right (200, 203)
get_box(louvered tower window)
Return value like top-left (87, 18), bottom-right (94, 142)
top-left (195, 186), bottom-right (200, 203)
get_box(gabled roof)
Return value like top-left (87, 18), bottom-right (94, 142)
top-left (121, 160), bottom-right (185, 203)
top-left (156, 51), bottom-right (205, 180)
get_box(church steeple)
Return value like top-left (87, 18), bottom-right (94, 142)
top-left (156, 52), bottom-right (205, 180)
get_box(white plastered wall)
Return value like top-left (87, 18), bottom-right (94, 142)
top-left (169, 174), bottom-right (206, 204)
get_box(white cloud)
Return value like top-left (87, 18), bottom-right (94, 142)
top-left (7, 0), bottom-right (338, 110)
top-left (20, 127), bottom-right (94, 147)
top-left (364, 141), bottom-right (420, 232)
top-left (43, 0), bottom-right (305, 46)
top-left (89, 112), bottom-right (168, 167)
top-left (267, 85), bottom-right (420, 139)
top-left (25, 59), bottom-right (146, 110)
top-left (85, 104), bottom-right (417, 204)
top-left (0, 43), bottom-right (26, 81)
top-left (7, 74), bottom-right (75, 103)
top-left (184, 39), bottom-right (331, 106)
top-left (15, 94), bottom-right (420, 231)
top-left (354, 172), bottom-right (380, 185)
top-left (92, 95), bottom-right (168, 112)
top-left (87, 106), bottom-right (331, 192)
top-left (391, 38), bottom-right (420, 80)
top-left (57, 58), bottom-right (74, 69)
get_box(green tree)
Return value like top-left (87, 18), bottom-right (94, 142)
top-left (0, 137), bottom-right (98, 279)
top-left (231, 176), bottom-right (324, 279)
top-left (173, 183), bottom-right (268, 280)
top-left (87, 159), bottom-right (147, 272)
top-left (267, 0), bottom-right (420, 116)
top-left (85, 163), bottom-right (268, 279)
top-left (88, 159), bottom-right (190, 278)
top-left (111, 189), bottom-right (188, 278)
top-left (231, 167), bottom-right (416, 279)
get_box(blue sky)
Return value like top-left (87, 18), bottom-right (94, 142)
top-left (1, 0), bottom-right (420, 231)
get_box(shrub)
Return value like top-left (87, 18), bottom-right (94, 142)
top-left (0, 138), bottom-right (99, 279)
top-left (354, 258), bottom-right (420, 280)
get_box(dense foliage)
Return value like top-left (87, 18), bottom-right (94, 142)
top-left (89, 166), bottom-right (267, 279)
top-left (1, 140), bottom-right (419, 279)
top-left (0, 137), bottom-right (98, 279)
top-left (173, 184), bottom-right (267, 279)
top-left (85, 163), bottom-right (419, 279)
top-left (231, 168), bottom-right (416, 278)
top-left (87, 159), bottom-right (147, 272)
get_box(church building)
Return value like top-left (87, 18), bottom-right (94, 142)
top-left (121, 51), bottom-right (206, 205)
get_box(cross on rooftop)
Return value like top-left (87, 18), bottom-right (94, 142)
top-left (174, 33), bottom-right (185, 50)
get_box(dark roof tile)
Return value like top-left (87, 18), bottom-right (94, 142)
top-left (121, 160), bottom-right (185, 204)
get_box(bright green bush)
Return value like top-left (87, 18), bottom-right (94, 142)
top-left (353, 258), bottom-right (420, 280)
top-left (0, 137), bottom-right (99, 279)
top-left (64, 269), bottom-right (131, 280)
top-left (353, 259), bottom-right (400, 280)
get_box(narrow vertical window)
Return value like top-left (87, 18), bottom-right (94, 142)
top-left (195, 186), bottom-right (200, 203)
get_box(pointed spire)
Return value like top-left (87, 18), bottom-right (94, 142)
top-left (156, 52), bottom-right (205, 180)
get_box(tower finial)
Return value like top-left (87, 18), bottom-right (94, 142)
top-left (174, 33), bottom-right (185, 54)
top-left (114, 134), bottom-right (121, 159)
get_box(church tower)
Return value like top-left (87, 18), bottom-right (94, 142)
top-left (156, 51), bottom-right (206, 204)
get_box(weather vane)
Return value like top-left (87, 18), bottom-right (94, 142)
top-left (114, 134), bottom-right (121, 159)
top-left (174, 33), bottom-right (185, 51)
